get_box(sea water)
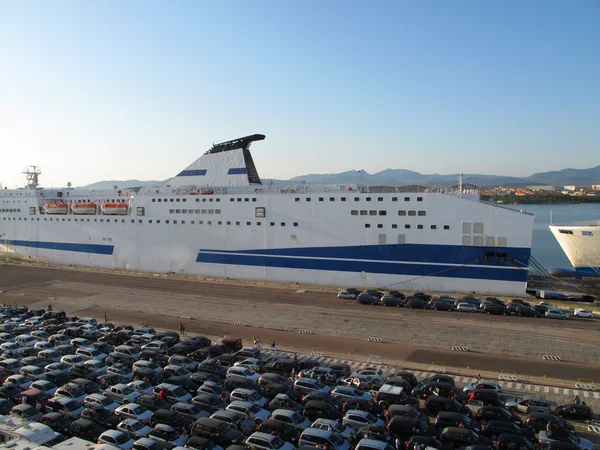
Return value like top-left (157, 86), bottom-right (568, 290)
top-left (506, 203), bottom-right (600, 271)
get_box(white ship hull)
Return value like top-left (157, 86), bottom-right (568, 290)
top-left (0, 135), bottom-right (534, 295)
top-left (550, 221), bottom-right (600, 276)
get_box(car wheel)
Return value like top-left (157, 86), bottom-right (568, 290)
top-left (562, 317), bottom-right (566, 320)
top-left (379, 401), bottom-right (389, 410)
top-left (517, 313), bottom-right (522, 317)
top-left (434, 308), bottom-right (438, 311)
top-left (503, 312), bottom-right (507, 316)
top-left (486, 311), bottom-right (491, 315)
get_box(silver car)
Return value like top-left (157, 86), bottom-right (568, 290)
top-left (546, 309), bottom-right (569, 320)
top-left (331, 386), bottom-right (373, 403)
top-left (342, 410), bottom-right (385, 431)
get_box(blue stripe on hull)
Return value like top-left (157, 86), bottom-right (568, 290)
top-left (8, 240), bottom-right (114, 255)
top-left (574, 267), bottom-right (600, 277)
top-left (196, 244), bottom-right (530, 282)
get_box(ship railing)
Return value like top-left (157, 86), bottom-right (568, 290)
top-left (551, 220), bottom-right (600, 227)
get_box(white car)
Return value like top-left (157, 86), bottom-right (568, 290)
top-left (115, 403), bottom-right (154, 423)
top-left (234, 358), bottom-right (262, 372)
top-left (457, 302), bottom-right (478, 313)
top-left (76, 347), bottom-right (107, 361)
top-left (337, 291), bottom-right (357, 300)
top-left (574, 308), bottom-right (594, 318)
top-left (84, 393), bottom-right (120, 412)
top-left (60, 355), bottom-right (84, 367)
top-left (98, 430), bottom-right (135, 450)
top-left (463, 379), bottom-right (503, 393)
top-left (141, 341), bottom-right (168, 352)
top-left (128, 380), bottom-right (155, 395)
top-left (4, 374), bottom-right (32, 390)
top-left (226, 366), bottom-right (260, 382)
top-left (246, 431), bottom-right (295, 450)
top-left (31, 379), bottom-right (58, 396)
top-left (85, 359), bottom-right (108, 373)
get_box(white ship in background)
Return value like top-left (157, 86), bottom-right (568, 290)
top-left (0, 134), bottom-right (534, 295)
top-left (550, 219), bottom-right (600, 277)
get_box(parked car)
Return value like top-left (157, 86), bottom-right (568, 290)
top-left (546, 309), bottom-right (569, 320)
top-left (505, 396), bottom-right (551, 414)
top-left (554, 404), bottom-right (593, 421)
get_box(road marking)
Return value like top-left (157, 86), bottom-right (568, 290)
top-left (535, 385), bottom-right (541, 392)
top-left (516, 383), bottom-right (522, 389)
top-left (544, 386), bottom-right (550, 393)
top-left (563, 389), bottom-right (570, 395)
top-left (554, 388), bottom-right (560, 394)
top-left (506, 382), bottom-right (513, 389)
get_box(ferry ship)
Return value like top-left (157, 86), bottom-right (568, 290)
top-left (0, 134), bottom-right (534, 295)
top-left (549, 220), bottom-right (600, 277)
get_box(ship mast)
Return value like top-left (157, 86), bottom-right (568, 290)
top-left (23, 166), bottom-right (41, 189)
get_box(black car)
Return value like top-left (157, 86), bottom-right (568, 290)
top-left (387, 416), bottom-right (435, 439)
top-left (525, 413), bottom-right (574, 434)
top-left (301, 391), bottom-right (343, 409)
top-left (405, 297), bottom-right (428, 309)
top-left (268, 394), bottom-right (303, 412)
top-left (480, 420), bottom-right (534, 441)
top-left (137, 394), bottom-right (171, 412)
top-left (482, 303), bottom-right (508, 315)
top-left (223, 376), bottom-right (260, 393)
top-left (157, 331), bottom-right (180, 347)
top-left (554, 404), bottom-right (593, 421)
top-left (191, 417), bottom-right (244, 446)
top-left (425, 397), bottom-right (470, 416)
top-left (497, 434), bottom-right (533, 450)
top-left (96, 373), bottom-right (129, 389)
top-left (374, 385), bottom-right (419, 409)
top-left (327, 363), bottom-right (351, 379)
top-left (190, 345), bottom-right (225, 361)
top-left (459, 389), bottom-right (503, 407)
top-left (404, 436), bottom-right (444, 450)
top-left (412, 381), bottom-right (455, 399)
top-left (515, 306), bottom-right (538, 317)
top-left (387, 372), bottom-right (418, 387)
top-left (262, 359), bottom-right (296, 377)
top-left (476, 406), bottom-right (522, 426)
top-left (192, 394), bottom-right (227, 414)
top-left (40, 412), bottom-right (73, 435)
top-left (166, 375), bottom-right (199, 394)
top-left (45, 370), bottom-right (70, 388)
top-left (257, 419), bottom-right (300, 443)
top-left (261, 382), bottom-right (302, 401)
top-left (150, 408), bottom-right (194, 431)
top-left (431, 301), bottom-right (453, 311)
top-left (302, 400), bottom-right (342, 421)
top-left (357, 293), bottom-right (379, 305)
top-left (71, 378), bottom-right (100, 395)
top-left (434, 412), bottom-right (481, 432)
top-left (81, 407), bottom-right (121, 428)
top-left (258, 372), bottom-right (294, 387)
top-left (0, 398), bottom-right (14, 415)
top-left (440, 427), bottom-right (492, 448)
top-left (382, 295), bottom-right (402, 307)
top-left (69, 363), bottom-right (101, 381)
top-left (70, 418), bottom-right (107, 442)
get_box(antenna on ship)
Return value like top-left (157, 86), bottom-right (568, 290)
top-left (459, 173), bottom-right (463, 198)
top-left (23, 166), bottom-right (41, 189)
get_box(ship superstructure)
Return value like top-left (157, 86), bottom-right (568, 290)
top-left (0, 135), bottom-right (534, 295)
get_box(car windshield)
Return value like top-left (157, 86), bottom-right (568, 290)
top-left (249, 404), bottom-right (261, 413)
top-left (315, 380), bottom-right (325, 388)
top-left (101, 398), bottom-right (112, 406)
top-left (132, 405), bottom-right (146, 414)
top-left (366, 413), bottom-right (377, 423)
top-left (121, 386), bottom-right (134, 395)
top-left (355, 389), bottom-right (364, 396)
top-left (293, 413), bottom-right (304, 423)
top-left (115, 433), bottom-right (131, 444)
top-left (250, 392), bottom-right (262, 401)
top-left (65, 400), bottom-right (80, 411)
top-left (462, 416), bottom-right (472, 426)
top-left (330, 433), bottom-right (345, 446)
top-left (130, 421), bottom-right (144, 431)
top-left (271, 436), bottom-right (285, 449)
top-left (172, 387), bottom-right (187, 397)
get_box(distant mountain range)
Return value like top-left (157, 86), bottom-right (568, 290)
top-left (81, 165), bottom-right (600, 189)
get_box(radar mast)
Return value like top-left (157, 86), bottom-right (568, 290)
top-left (23, 166), bottom-right (41, 189)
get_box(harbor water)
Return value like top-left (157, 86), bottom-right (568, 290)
top-left (507, 203), bottom-right (599, 271)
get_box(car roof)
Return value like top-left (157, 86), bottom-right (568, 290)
top-left (301, 428), bottom-right (332, 438)
top-left (252, 431), bottom-right (280, 441)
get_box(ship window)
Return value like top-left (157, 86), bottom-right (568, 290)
top-left (207, 221), bottom-right (212, 225)
top-left (237, 198), bottom-right (242, 202)
top-left (366, 197), bottom-right (371, 201)
top-left (295, 198), bottom-right (299, 202)
top-left (444, 225), bottom-right (450, 230)
top-left (379, 211), bottom-right (386, 215)
top-left (257, 221), bottom-right (261, 226)
top-left (431, 225), bottom-right (437, 230)
top-left (281, 222), bottom-right (285, 226)
top-left (215, 210), bottom-right (221, 214)
top-left (293, 222), bottom-right (298, 227)
top-left (217, 221), bottom-right (222, 224)
top-left (405, 224), bottom-right (410, 229)
top-left (408, 210), bottom-right (416, 216)
top-left (404, 197), bottom-right (410, 201)
top-left (131, 220), bottom-right (134, 223)
top-left (582, 231), bottom-right (593, 236)
top-left (558, 229), bottom-right (573, 234)
top-left (398, 210), bottom-right (406, 216)
top-left (188, 210), bottom-right (193, 214)
top-left (417, 197), bottom-right (423, 201)
top-left (176, 199), bottom-right (180, 202)
top-left (397, 234), bottom-right (406, 244)
top-left (169, 199), bottom-right (173, 202)
top-left (216, 198), bottom-right (220, 202)
top-left (191, 220), bottom-right (194, 224)
top-left (341, 197), bottom-right (346, 201)
top-left (270, 222), bottom-right (275, 226)
top-left (497, 237), bottom-right (507, 246)
top-left (360, 210), bottom-right (367, 216)
top-left (377, 224), bottom-right (383, 228)
top-left (247, 221), bottom-right (251, 225)
top-left (209, 198), bottom-right (213, 202)
top-left (351, 210), bottom-right (358, 215)
top-left (473, 222), bottom-right (484, 234)
top-left (306, 198), bottom-right (311, 202)
top-left (365, 224), bottom-right (370, 228)
top-left (485, 236), bottom-right (495, 246)
top-left (169, 209), bottom-right (174, 213)
top-left (417, 224), bottom-right (423, 229)
top-left (157, 199), bottom-right (161, 202)
top-left (319, 197), bottom-right (324, 202)
top-left (392, 197), bottom-right (398, 201)
top-left (378, 197), bottom-right (383, 201)
top-left (473, 236), bottom-right (484, 246)
top-left (148, 220), bottom-right (152, 223)
top-left (418, 211), bottom-right (426, 216)
top-left (121, 219), bottom-right (125, 223)
top-left (330, 197), bottom-right (335, 201)
top-left (390, 224), bottom-right (397, 229)
top-left (236, 221), bottom-right (240, 225)
top-left (152, 199), bottom-right (156, 202)
top-left (176, 209), bottom-right (181, 213)
top-left (156, 220), bottom-right (160, 223)
top-left (378, 233), bottom-right (386, 244)
top-left (369, 210), bottom-right (377, 216)
top-left (227, 221), bottom-right (231, 225)
top-left (201, 209), bottom-right (207, 214)
top-left (230, 198), bottom-right (235, 202)
top-left (208, 209), bottom-right (214, 214)
top-left (199, 221), bottom-right (203, 224)
top-left (354, 197), bottom-right (360, 201)
top-left (196, 198), bottom-right (200, 202)
top-left (183, 198), bottom-right (187, 202)
top-left (462, 235), bottom-right (472, 246)
top-left (195, 209), bottom-right (200, 213)
top-left (99, 219), bottom-right (103, 222)
top-left (182, 209), bottom-right (187, 213)
top-left (462, 222), bottom-right (472, 234)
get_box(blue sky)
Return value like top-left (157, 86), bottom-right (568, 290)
top-left (1, 0), bottom-right (598, 188)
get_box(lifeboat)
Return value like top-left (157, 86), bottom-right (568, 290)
top-left (101, 203), bottom-right (128, 215)
top-left (200, 189), bottom-right (214, 195)
top-left (71, 203), bottom-right (97, 215)
top-left (43, 203), bottom-right (68, 215)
